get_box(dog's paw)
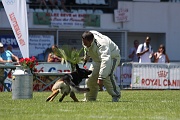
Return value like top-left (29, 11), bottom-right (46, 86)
top-left (46, 98), bottom-right (50, 102)
top-left (59, 99), bottom-right (63, 102)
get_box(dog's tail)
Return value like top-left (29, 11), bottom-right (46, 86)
top-left (63, 78), bottom-right (90, 93)
top-left (66, 80), bottom-right (90, 93)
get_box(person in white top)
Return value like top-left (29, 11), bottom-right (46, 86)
top-left (82, 30), bottom-right (121, 102)
top-left (154, 44), bottom-right (170, 63)
top-left (136, 36), bottom-right (153, 63)
top-left (128, 40), bottom-right (139, 62)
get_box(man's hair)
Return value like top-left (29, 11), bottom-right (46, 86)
top-left (52, 45), bottom-right (58, 48)
top-left (134, 40), bottom-right (139, 44)
top-left (7, 45), bottom-right (13, 51)
top-left (146, 36), bottom-right (151, 40)
top-left (82, 31), bottom-right (94, 42)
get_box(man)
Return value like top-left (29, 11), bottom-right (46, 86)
top-left (136, 36), bottom-right (153, 63)
top-left (0, 43), bottom-right (19, 63)
top-left (82, 30), bottom-right (121, 102)
top-left (128, 40), bottom-right (139, 62)
top-left (0, 42), bottom-right (19, 91)
top-left (7, 45), bottom-right (13, 52)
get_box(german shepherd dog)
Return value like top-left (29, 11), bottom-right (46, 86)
top-left (46, 64), bottom-right (92, 102)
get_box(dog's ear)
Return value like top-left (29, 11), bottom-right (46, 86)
top-left (75, 64), bottom-right (79, 70)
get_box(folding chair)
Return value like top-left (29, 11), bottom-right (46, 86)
top-left (88, 0), bottom-right (97, 5)
top-left (78, 9), bottom-right (87, 14)
top-left (86, 9), bottom-right (93, 14)
top-left (94, 9), bottom-right (103, 14)
top-left (80, 0), bottom-right (89, 4)
top-left (71, 9), bottom-right (78, 13)
top-left (96, 0), bottom-right (106, 5)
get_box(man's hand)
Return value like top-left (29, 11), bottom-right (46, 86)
top-left (97, 79), bottom-right (103, 85)
top-left (97, 79), bottom-right (103, 91)
top-left (7, 60), bottom-right (13, 63)
top-left (97, 79), bottom-right (103, 86)
top-left (145, 48), bottom-right (149, 53)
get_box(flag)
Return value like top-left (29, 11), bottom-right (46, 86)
top-left (2, 0), bottom-right (29, 58)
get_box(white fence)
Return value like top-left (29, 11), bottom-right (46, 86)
top-left (2, 62), bottom-right (180, 91)
top-left (1, 62), bottom-right (91, 92)
top-left (121, 62), bottom-right (180, 89)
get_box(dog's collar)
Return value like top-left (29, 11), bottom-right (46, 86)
top-left (67, 74), bottom-right (73, 80)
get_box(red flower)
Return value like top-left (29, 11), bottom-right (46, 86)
top-left (19, 56), bottom-right (38, 74)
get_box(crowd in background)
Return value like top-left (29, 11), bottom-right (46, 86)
top-left (27, 0), bottom-right (114, 13)
top-left (128, 36), bottom-right (170, 63)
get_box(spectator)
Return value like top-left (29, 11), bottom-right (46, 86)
top-left (82, 30), bottom-right (121, 102)
top-left (48, 0), bottom-right (69, 12)
top-left (154, 44), bottom-right (170, 63)
top-left (6, 45), bottom-right (17, 62)
top-left (36, 0), bottom-right (49, 9)
top-left (128, 40), bottom-right (139, 62)
top-left (136, 36), bottom-right (153, 63)
top-left (40, 45), bottom-right (61, 83)
top-left (0, 43), bottom-right (19, 64)
top-left (0, 43), bottom-right (19, 88)
top-left (48, 0), bottom-right (58, 9)
top-left (44, 48), bottom-right (51, 62)
top-left (57, 0), bottom-right (69, 12)
top-left (47, 45), bottom-right (62, 62)
top-left (7, 45), bottom-right (13, 52)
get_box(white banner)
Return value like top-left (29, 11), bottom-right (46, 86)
top-left (114, 8), bottom-right (129, 22)
top-left (132, 63), bottom-right (180, 89)
top-left (2, 0), bottom-right (29, 58)
top-left (121, 65), bottom-right (132, 86)
top-left (50, 13), bottom-right (84, 28)
top-left (0, 35), bottom-right (54, 61)
top-left (29, 35), bottom-right (54, 61)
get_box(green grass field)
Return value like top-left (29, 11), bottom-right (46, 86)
top-left (0, 90), bottom-right (180, 120)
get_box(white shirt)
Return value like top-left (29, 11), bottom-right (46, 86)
top-left (136, 43), bottom-right (153, 63)
top-left (157, 54), bottom-right (166, 63)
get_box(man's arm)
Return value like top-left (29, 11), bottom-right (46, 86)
top-left (137, 49), bottom-right (149, 57)
top-left (0, 57), bottom-right (5, 62)
top-left (128, 48), bottom-right (135, 59)
top-left (11, 54), bottom-right (19, 64)
top-left (136, 44), bottom-right (149, 57)
top-left (0, 57), bottom-right (12, 63)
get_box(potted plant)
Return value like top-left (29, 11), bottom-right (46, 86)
top-left (12, 56), bottom-right (38, 99)
top-left (19, 56), bottom-right (38, 74)
top-left (54, 45), bottom-right (84, 71)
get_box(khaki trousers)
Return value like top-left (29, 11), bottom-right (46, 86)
top-left (85, 57), bottom-right (120, 101)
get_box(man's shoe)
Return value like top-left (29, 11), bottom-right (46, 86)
top-left (81, 98), bottom-right (87, 102)
top-left (81, 98), bottom-right (96, 102)
top-left (112, 95), bottom-right (121, 102)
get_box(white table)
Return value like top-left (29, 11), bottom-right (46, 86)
top-left (33, 72), bottom-right (70, 92)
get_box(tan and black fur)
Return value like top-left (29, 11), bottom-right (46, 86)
top-left (46, 64), bottom-right (92, 102)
